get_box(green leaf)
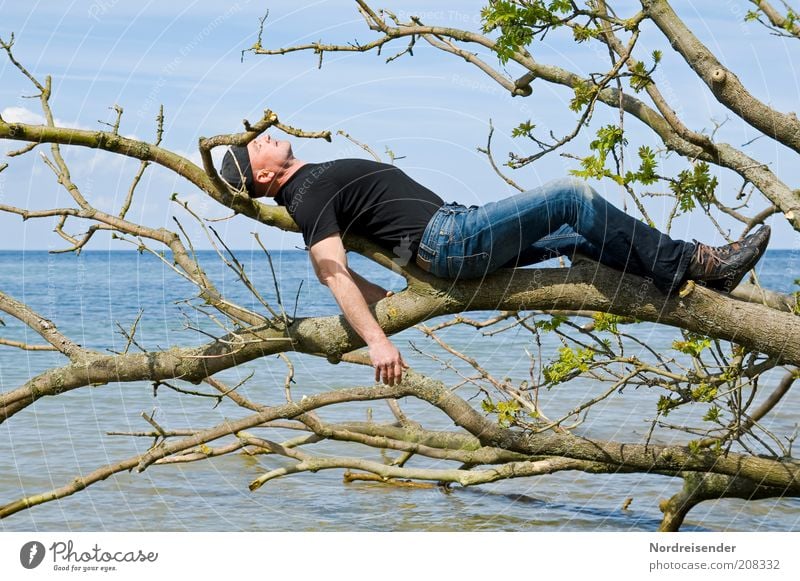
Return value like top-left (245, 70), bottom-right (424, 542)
top-left (669, 162), bottom-right (718, 213)
top-left (543, 346), bottom-right (595, 385)
top-left (592, 312), bottom-right (622, 334)
top-left (629, 60), bottom-right (652, 92)
top-left (570, 124), bottom-right (627, 182)
top-left (495, 399), bottom-right (521, 427)
top-left (481, 1), bottom-right (570, 64)
top-left (569, 80), bottom-right (597, 112)
top-left (624, 145), bottom-right (659, 186)
top-left (511, 119), bottom-right (536, 138)
top-left (672, 332), bottom-right (712, 358)
top-left (657, 395), bottom-right (680, 416)
top-left (703, 406), bottom-right (721, 423)
top-left (744, 9), bottom-right (760, 22)
top-left (534, 314), bottom-right (567, 332)
top-left (690, 382), bottom-right (717, 403)
top-left (572, 24), bottom-right (600, 42)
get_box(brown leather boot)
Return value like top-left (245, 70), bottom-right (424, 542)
top-left (686, 225), bottom-right (770, 293)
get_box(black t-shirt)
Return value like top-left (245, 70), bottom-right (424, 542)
top-left (274, 159), bottom-right (444, 258)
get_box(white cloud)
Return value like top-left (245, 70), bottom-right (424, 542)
top-left (2, 106), bottom-right (47, 125)
top-left (1, 106), bottom-right (88, 130)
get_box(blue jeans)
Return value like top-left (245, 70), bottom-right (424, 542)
top-left (416, 177), bottom-right (695, 294)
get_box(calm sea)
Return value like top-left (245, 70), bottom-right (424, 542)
top-left (1, 249), bottom-right (799, 532)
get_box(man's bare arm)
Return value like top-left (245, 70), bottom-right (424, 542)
top-left (348, 267), bottom-right (390, 304)
top-left (309, 233), bottom-right (406, 385)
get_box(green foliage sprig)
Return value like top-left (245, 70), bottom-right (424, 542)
top-left (543, 345), bottom-right (596, 385)
top-left (669, 162), bottom-right (718, 213)
top-left (481, 0), bottom-right (572, 64)
top-left (482, 397), bottom-right (522, 427)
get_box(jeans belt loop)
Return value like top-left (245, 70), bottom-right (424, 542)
top-left (415, 205), bottom-right (447, 273)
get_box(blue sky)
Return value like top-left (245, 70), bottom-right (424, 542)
top-left (1, 0), bottom-right (798, 250)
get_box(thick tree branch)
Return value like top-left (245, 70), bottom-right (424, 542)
top-left (4, 262), bottom-right (800, 422)
top-left (641, 0), bottom-right (800, 155)
top-left (658, 471), bottom-right (797, 531)
top-left (5, 369), bottom-right (796, 520)
top-left (244, 432), bottom-right (608, 490)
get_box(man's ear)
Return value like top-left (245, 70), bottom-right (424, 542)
top-left (254, 169), bottom-right (275, 185)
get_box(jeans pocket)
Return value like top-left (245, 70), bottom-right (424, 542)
top-left (416, 241), bottom-right (435, 263)
top-left (447, 252), bottom-right (491, 279)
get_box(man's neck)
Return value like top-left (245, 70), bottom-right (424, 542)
top-left (267, 158), bottom-right (307, 197)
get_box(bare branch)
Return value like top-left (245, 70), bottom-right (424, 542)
top-left (477, 120), bottom-right (525, 192)
top-left (747, 0), bottom-right (800, 38)
top-left (0, 291), bottom-right (85, 359)
top-left (336, 130), bottom-right (382, 162)
top-left (251, 4), bottom-right (800, 229)
top-left (0, 338), bottom-right (58, 351)
top-left (245, 432), bottom-right (604, 491)
top-left (642, 0), bottom-right (800, 155)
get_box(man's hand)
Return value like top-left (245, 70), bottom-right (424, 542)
top-left (369, 338), bottom-right (408, 386)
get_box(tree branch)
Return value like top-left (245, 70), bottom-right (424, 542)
top-left (641, 0), bottom-right (800, 155)
top-left (0, 291), bottom-right (85, 359)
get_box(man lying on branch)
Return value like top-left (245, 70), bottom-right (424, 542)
top-left (220, 134), bottom-right (770, 386)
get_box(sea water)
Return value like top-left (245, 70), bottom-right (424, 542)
top-left (1, 249), bottom-right (798, 531)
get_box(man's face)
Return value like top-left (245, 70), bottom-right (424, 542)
top-left (247, 134), bottom-right (293, 175)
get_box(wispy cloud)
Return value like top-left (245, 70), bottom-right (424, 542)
top-left (1, 106), bottom-right (88, 130)
top-left (1, 106), bottom-right (48, 125)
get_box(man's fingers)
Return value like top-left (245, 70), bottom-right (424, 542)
top-left (369, 344), bottom-right (406, 386)
top-left (376, 362), bottom-right (392, 385)
top-left (384, 365), bottom-right (393, 386)
top-left (383, 364), bottom-right (393, 386)
top-left (374, 361), bottom-right (404, 386)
